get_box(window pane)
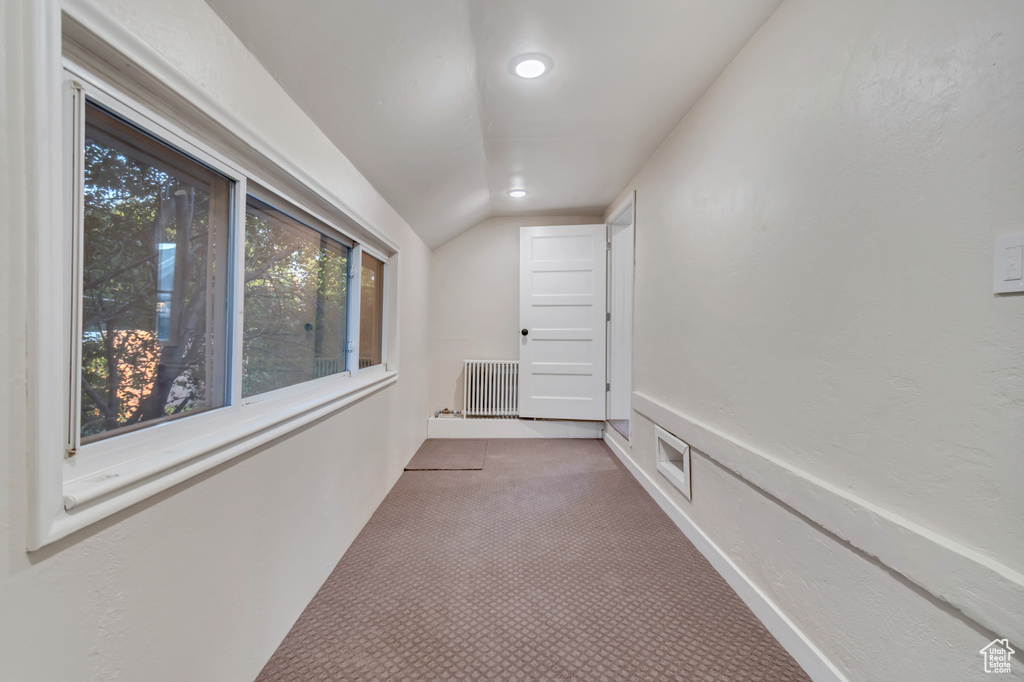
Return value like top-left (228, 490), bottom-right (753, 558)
top-left (359, 252), bottom-right (385, 368)
top-left (80, 103), bottom-right (231, 442)
top-left (243, 196), bottom-right (349, 396)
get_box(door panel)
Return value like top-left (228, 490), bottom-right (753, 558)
top-left (531, 306), bottom-right (592, 329)
top-left (519, 224), bottom-right (607, 420)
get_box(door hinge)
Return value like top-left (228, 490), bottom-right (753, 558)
top-left (606, 312), bottom-right (611, 322)
top-left (606, 383), bottom-right (611, 392)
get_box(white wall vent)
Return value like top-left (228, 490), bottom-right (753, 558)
top-left (655, 425), bottom-right (691, 500)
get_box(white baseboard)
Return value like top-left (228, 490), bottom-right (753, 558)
top-left (602, 431), bottom-right (847, 682)
top-left (428, 417), bottom-right (603, 439)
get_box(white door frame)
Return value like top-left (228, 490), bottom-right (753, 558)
top-left (606, 192), bottom-right (635, 422)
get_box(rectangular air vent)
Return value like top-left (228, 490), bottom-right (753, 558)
top-left (655, 425), bottom-right (691, 500)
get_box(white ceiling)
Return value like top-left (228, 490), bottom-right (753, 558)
top-left (204, 0), bottom-right (783, 248)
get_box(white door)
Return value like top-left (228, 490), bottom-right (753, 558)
top-left (519, 224), bottom-right (607, 420)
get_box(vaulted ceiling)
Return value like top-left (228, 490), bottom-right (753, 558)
top-left (205, 0), bottom-right (783, 248)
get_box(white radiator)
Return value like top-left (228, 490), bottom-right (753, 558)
top-left (463, 360), bottom-right (519, 417)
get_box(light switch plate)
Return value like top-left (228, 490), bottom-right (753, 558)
top-left (993, 234), bottom-right (1024, 294)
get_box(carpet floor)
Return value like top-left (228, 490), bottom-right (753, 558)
top-left (256, 438), bottom-right (811, 681)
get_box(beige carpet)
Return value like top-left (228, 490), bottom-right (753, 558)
top-left (404, 438), bottom-right (487, 470)
top-left (257, 438), bottom-right (811, 681)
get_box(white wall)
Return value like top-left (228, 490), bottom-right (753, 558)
top-left (429, 215), bottom-right (601, 414)
top-left (0, 1), bottom-right (429, 680)
top-left (610, 0), bottom-right (1024, 679)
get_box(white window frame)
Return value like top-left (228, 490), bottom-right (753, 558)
top-left (26, 3), bottom-right (400, 550)
top-left (66, 62), bottom-right (248, 453)
top-left (352, 245), bottom-right (391, 371)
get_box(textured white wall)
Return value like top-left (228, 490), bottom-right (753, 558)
top-left (612, 0), bottom-right (1024, 679)
top-left (0, 1), bottom-right (429, 680)
top-left (429, 215), bottom-right (601, 413)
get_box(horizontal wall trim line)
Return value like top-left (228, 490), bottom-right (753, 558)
top-left (602, 431), bottom-right (846, 682)
top-left (633, 392), bottom-right (1024, 647)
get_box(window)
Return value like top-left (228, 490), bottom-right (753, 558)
top-left (68, 72), bottom-right (390, 450)
top-left (359, 252), bottom-right (385, 369)
top-left (79, 102), bottom-right (232, 442)
top-left (28, 43), bottom-right (398, 548)
top-left (243, 195), bottom-right (351, 396)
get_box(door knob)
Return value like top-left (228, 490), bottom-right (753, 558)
top-left (521, 328), bottom-right (529, 336)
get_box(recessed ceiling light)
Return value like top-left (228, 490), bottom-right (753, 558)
top-left (511, 54), bottom-right (551, 79)
top-left (508, 189), bottom-right (528, 198)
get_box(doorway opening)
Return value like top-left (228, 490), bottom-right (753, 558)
top-left (607, 193), bottom-right (635, 440)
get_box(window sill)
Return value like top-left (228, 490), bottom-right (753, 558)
top-left (48, 370), bottom-right (397, 547)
